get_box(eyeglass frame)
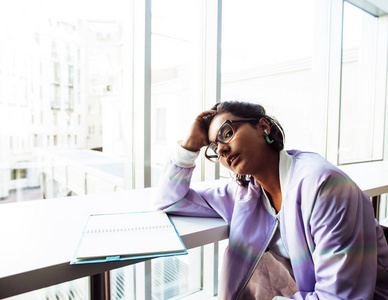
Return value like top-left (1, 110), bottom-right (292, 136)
top-left (205, 118), bottom-right (260, 163)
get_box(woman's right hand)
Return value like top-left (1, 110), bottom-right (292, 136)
top-left (180, 110), bottom-right (216, 152)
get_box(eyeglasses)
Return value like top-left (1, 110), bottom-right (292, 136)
top-left (205, 118), bottom-right (259, 162)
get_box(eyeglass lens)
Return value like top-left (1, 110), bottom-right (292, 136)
top-left (205, 144), bottom-right (219, 162)
top-left (218, 122), bottom-right (234, 143)
top-left (205, 122), bottom-right (235, 161)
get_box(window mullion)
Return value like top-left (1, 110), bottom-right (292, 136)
top-left (132, 0), bottom-right (152, 189)
top-left (326, 0), bottom-right (344, 165)
top-left (201, 0), bottom-right (222, 181)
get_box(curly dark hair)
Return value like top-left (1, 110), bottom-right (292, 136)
top-left (204, 101), bottom-right (285, 187)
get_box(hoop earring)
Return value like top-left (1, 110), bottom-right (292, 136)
top-left (264, 129), bottom-right (274, 144)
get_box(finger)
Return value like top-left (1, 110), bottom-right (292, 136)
top-left (197, 110), bottom-right (216, 119)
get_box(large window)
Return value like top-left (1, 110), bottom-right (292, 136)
top-left (1, 0), bottom-right (388, 299)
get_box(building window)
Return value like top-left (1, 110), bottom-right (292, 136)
top-left (66, 86), bottom-right (74, 110)
top-left (67, 65), bottom-right (74, 86)
top-left (51, 84), bottom-right (61, 109)
top-left (11, 168), bottom-right (27, 180)
top-left (51, 40), bottom-right (59, 59)
top-left (65, 43), bottom-right (72, 61)
top-left (52, 62), bottom-right (60, 83)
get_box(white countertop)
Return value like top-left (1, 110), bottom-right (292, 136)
top-left (339, 160), bottom-right (388, 197)
top-left (0, 188), bottom-right (228, 299)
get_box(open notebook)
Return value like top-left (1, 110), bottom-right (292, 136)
top-left (71, 211), bottom-right (187, 265)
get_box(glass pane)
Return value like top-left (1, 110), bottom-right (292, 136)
top-left (152, 248), bottom-right (202, 299)
top-left (3, 278), bottom-right (88, 300)
top-left (110, 266), bottom-right (136, 300)
top-left (221, 0), bottom-right (325, 178)
top-left (0, 0), bottom-right (132, 299)
top-left (339, 2), bottom-right (383, 164)
top-left (0, 0), bottom-right (133, 203)
top-left (150, 0), bottom-right (205, 186)
top-left (379, 193), bottom-right (388, 225)
top-left (150, 1), bottom-right (205, 297)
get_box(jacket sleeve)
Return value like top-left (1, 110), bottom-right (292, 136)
top-left (154, 146), bottom-right (236, 221)
top-left (292, 173), bottom-right (378, 299)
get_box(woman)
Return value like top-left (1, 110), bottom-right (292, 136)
top-left (155, 101), bottom-right (388, 299)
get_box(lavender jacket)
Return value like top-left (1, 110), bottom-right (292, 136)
top-left (155, 150), bottom-right (388, 299)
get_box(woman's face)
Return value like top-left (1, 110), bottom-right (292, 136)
top-left (207, 112), bottom-right (272, 176)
